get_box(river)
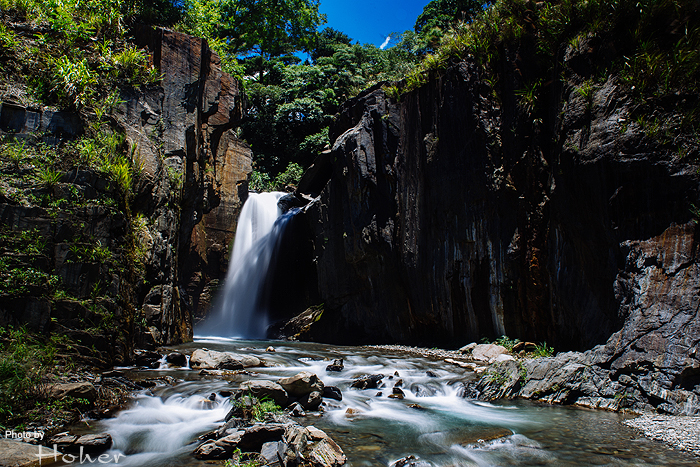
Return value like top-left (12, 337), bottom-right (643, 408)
top-left (79, 337), bottom-right (699, 466)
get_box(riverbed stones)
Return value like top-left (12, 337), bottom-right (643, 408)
top-left (239, 380), bottom-right (288, 407)
top-left (193, 418), bottom-right (346, 466)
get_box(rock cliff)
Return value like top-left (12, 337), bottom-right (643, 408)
top-left (297, 44), bottom-right (700, 413)
top-left (0, 26), bottom-right (251, 362)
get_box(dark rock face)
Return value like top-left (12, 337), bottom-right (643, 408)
top-left (120, 26), bottom-right (252, 344)
top-left (302, 49), bottom-right (700, 413)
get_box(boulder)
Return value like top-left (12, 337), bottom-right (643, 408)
top-left (350, 374), bottom-right (384, 390)
top-left (261, 440), bottom-right (286, 467)
top-left (190, 349), bottom-right (260, 370)
top-left (471, 344), bottom-right (509, 363)
top-left (301, 390), bottom-right (323, 410)
top-left (239, 424), bottom-right (286, 452)
top-left (239, 380), bottom-right (288, 407)
top-left (459, 343), bottom-right (477, 354)
top-left (326, 359), bottom-right (344, 372)
top-left (166, 352), bottom-right (187, 367)
top-left (134, 350), bottom-right (162, 367)
top-left (0, 439), bottom-right (61, 467)
top-left (323, 386), bottom-right (342, 401)
top-left (49, 382), bottom-right (98, 403)
top-left (288, 402), bottom-right (306, 417)
top-left (50, 433), bottom-right (113, 454)
top-left (278, 371), bottom-right (324, 398)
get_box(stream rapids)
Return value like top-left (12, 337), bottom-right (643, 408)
top-left (79, 338), bottom-right (699, 466)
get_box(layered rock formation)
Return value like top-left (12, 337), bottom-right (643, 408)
top-left (295, 45), bottom-right (700, 413)
top-left (129, 26), bottom-right (253, 342)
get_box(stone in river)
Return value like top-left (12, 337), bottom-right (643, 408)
top-left (350, 374), bottom-right (383, 389)
top-left (278, 371), bottom-right (324, 397)
top-left (323, 385), bottom-right (343, 401)
top-left (326, 358), bottom-right (344, 372)
top-left (239, 380), bottom-right (289, 407)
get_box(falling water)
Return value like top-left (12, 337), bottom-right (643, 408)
top-left (196, 192), bottom-right (295, 338)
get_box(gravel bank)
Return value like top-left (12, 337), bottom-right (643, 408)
top-left (624, 414), bottom-right (700, 457)
top-left (364, 344), bottom-right (466, 360)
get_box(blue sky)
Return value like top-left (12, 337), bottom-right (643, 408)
top-left (319, 0), bottom-right (428, 48)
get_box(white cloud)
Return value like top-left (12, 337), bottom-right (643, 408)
top-left (380, 35), bottom-right (391, 50)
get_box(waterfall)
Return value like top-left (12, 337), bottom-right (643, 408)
top-left (197, 192), bottom-right (294, 338)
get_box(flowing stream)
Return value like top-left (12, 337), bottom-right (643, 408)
top-left (79, 338), bottom-right (699, 467)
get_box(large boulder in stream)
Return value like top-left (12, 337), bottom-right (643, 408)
top-left (278, 371), bottom-right (324, 409)
top-left (190, 349), bottom-right (261, 370)
top-left (193, 418), bottom-right (346, 466)
top-left (239, 380), bottom-right (289, 407)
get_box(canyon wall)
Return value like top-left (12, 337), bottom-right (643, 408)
top-left (0, 27), bottom-right (251, 361)
top-left (299, 43), bottom-right (700, 413)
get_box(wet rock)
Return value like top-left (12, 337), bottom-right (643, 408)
top-left (394, 379), bottom-right (403, 388)
top-left (345, 408), bottom-right (361, 416)
top-left (190, 349), bottom-right (261, 370)
top-left (278, 371), bottom-right (324, 398)
top-left (166, 352), bottom-right (187, 367)
top-left (411, 384), bottom-right (437, 397)
top-left (458, 427), bottom-right (513, 445)
top-left (301, 390), bottom-right (324, 410)
top-left (350, 374), bottom-right (384, 390)
top-left (193, 431), bottom-right (243, 460)
top-left (326, 359), bottom-right (344, 372)
top-left (238, 380), bottom-right (289, 407)
top-left (266, 346), bottom-right (276, 352)
top-left (425, 370), bottom-right (438, 378)
top-left (260, 440), bottom-right (286, 467)
top-left (323, 385), bottom-right (343, 401)
top-left (134, 350), bottom-right (162, 367)
top-left (49, 382), bottom-right (98, 403)
top-left (476, 360), bottom-right (525, 401)
top-left (392, 455), bottom-right (434, 467)
top-left (288, 402), bottom-right (306, 417)
top-left (308, 437), bottom-right (347, 467)
top-left (50, 433), bottom-right (113, 454)
top-left (239, 424), bottom-right (286, 452)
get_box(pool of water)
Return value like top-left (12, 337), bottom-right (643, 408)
top-left (79, 338), bottom-right (700, 466)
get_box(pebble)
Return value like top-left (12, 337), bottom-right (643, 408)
top-left (624, 414), bottom-right (700, 457)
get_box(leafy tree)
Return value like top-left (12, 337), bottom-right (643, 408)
top-left (414, 0), bottom-right (487, 51)
top-left (311, 27), bottom-right (352, 62)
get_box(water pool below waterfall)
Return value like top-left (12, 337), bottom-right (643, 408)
top-left (78, 338), bottom-right (699, 466)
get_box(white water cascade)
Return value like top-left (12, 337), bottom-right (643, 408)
top-left (196, 191), bottom-right (293, 338)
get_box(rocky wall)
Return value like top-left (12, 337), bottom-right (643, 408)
top-left (124, 27), bottom-right (253, 344)
top-left (302, 43), bottom-right (700, 412)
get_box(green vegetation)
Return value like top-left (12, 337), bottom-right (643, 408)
top-left (0, 326), bottom-right (75, 429)
top-left (532, 342), bottom-right (554, 358)
top-left (233, 394), bottom-right (282, 422)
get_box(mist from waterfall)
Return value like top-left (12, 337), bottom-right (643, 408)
top-left (196, 191), bottom-right (292, 338)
